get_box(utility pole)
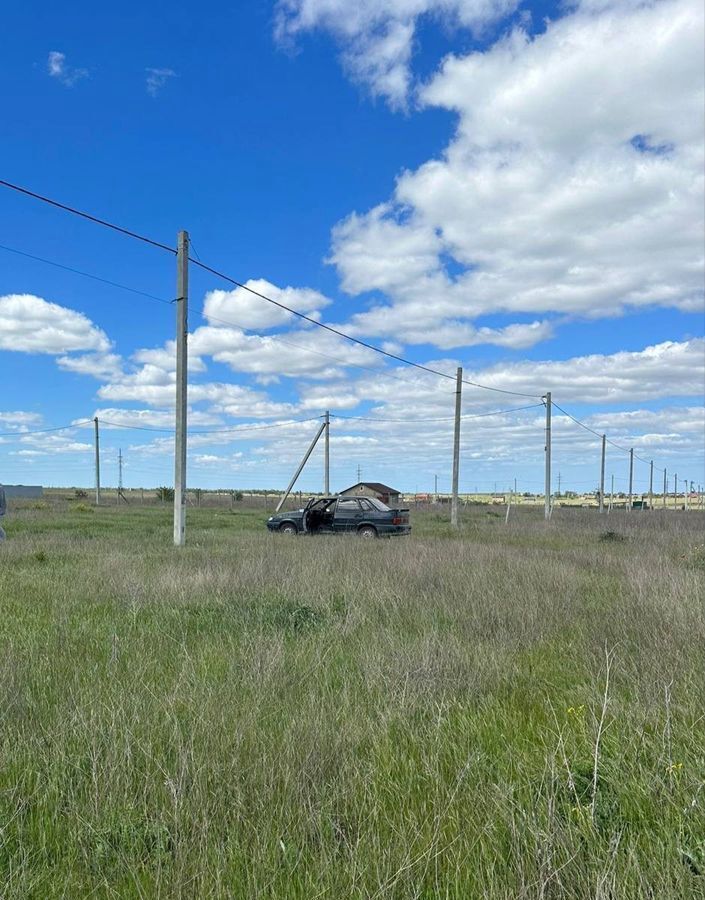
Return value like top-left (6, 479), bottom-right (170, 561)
top-left (663, 469), bottom-right (667, 509)
top-left (648, 460), bottom-right (653, 512)
top-left (117, 448), bottom-right (124, 505)
top-left (674, 473), bottom-right (678, 510)
top-left (450, 367), bottom-right (462, 527)
top-left (599, 434), bottom-right (606, 514)
top-left (434, 474), bottom-right (438, 502)
top-left (609, 473), bottom-right (614, 514)
top-left (544, 392), bottom-right (552, 521)
top-left (627, 448), bottom-right (633, 513)
top-left (324, 411), bottom-right (330, 495)
top-left (174, 230), bottom-right (189, 547)
top-left (94, 416), bottom-right (101, 506)
top-left (356, 463), bottom-right (362, 483)
top-left (276, 420), bottom-right (327, 512)
top-left (558, 471), bottom-right (561, 498)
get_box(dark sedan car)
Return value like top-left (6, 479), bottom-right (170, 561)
top-left (266, 495), bottom-right (411, 538)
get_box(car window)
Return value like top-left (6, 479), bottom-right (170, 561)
top-left (359, 498), bottom-right (375, 511)
top-left (337, 499), bottom-right (360, 511)
top-left (367, 498), bottom-right (390, 511)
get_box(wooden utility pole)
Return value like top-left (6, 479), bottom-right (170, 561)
top-left (450, 367), bottom-right (462, 527)
top-left (94, 416), bottom-right (101, 506)
top-left (627, 448), bottom-right (633, 513)
top-left (174, 230), bottom-right (189, 547)
top-left (599, 434), bottom-right (606, 513)
top-left (324, 410), bottom-right (330, 495)
top-left (544, 392), bottom-right (552, 520)
top-left (649, 460), bottom-right (653, 511)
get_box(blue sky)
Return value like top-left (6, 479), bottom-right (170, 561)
top-left (0, 0), bottom-right (703, 496)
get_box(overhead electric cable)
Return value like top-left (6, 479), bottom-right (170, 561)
top-left (331, 403), bottom-right (543, 424)
top-left (193, 307), bottom-right (444, 390)
top-left (0, 243), bottom-right (172, 305)
top-left (0, 179), bottom-right (175, 253)
top-left (0, 177), bottom-right (539, 399)
top-left (189, 257), bottom-right (541, 399)
top-left (98, 415), bottom-right (322, 435)
top-left (0, 418), bottom-right (94, 437)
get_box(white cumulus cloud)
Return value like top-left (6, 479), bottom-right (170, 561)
top-left (275, 0), bottom-right (519, 107)
top-left (327, 0), bottom-right (704, 345)
top-left (0, 294), bottom-right (110, 355)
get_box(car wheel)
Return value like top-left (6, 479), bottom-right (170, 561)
top-left (279, 522), bottom-right (298, 535)
top-left (358, 525), bottom-right (377, 539)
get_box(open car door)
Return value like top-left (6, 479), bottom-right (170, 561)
top-left (302, 498), bottom-right (336, 533)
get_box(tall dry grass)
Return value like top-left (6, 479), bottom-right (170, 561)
top-left (0, 503), bottom-right (703, 897)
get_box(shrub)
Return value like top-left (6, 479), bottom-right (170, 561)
top-left (156, 486), bottom-right (175, 502)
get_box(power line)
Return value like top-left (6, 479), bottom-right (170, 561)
top-left (0, 179), bottom-right (175, 254)
top-left (0, 418), bottom-right (94, 438)
top-left (190, 257), bottom-right (541, 399)
top-left (331, 403), bottom-right (543, 424)
top-left (0, 176), bottom-right (539, 398)
top-left (552, 401), bottom-right (670, 472)
top-left (98, 415), bottom-right (322, 435)
top-left (0, 239), bottom-right (442, 389)
top-left (0, 242), bottom-right (172, 306)
top-left (0, 415), bottom-right (320, 439)
top-left (193, 307), bottom-right (440, 390)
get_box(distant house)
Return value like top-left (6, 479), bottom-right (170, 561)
top-left (2, 484), bottom-right (43, 498)
top-left (339, 482), bottom-right (402, 506)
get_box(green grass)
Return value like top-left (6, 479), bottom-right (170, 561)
top-left (0, 502), bottom-right (703, 897)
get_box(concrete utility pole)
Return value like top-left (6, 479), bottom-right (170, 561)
top-left (434, 474), bottom-right (438, 501)
top-left (276, 420), bottom-right (327, 512)
top-left (324, 411), bottom-right (330, 495)
top-left (450, 366), bottom-right (462, 527)
top-left (174, 230), bottom-right (189, 547)
top-left (117, 448), bottom-right (123, 505)
top-left (356, 463), bottom-right (362, 483)
top-left (599, 434), bottom-right (606, 513)
top-left (674, 473), bottom-right (678, 510)
top-left (558, 472), bottom-right (561, 498)
top-left (609, 473), bottom-right (614, 514)
top-left (627, 448), bottom-right (634, 513)
top-left (544, 391), bottom-right (552, 521)
top-left (649, 460), bottom-right (654, 512)
top-left (663, 469), bottom-right (667, 509)
top-left (94, 417), bottom-right (101, 506)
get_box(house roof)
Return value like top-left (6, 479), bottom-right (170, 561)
top-left (342, 482), bottom-right (400, 494)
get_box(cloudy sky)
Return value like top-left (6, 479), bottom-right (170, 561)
top-left (0, 0), bottom-right (703, 495)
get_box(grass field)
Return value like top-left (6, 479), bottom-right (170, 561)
top-left (1, 500), bottom-right (704, 898)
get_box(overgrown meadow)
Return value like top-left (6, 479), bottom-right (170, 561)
top-left (1, 500), bottom-right (703, 898)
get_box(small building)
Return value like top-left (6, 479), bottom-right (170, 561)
top-left (340, 482), bottom-right (402, 506)
top-left (2, 484), bottom-right (43, 498)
